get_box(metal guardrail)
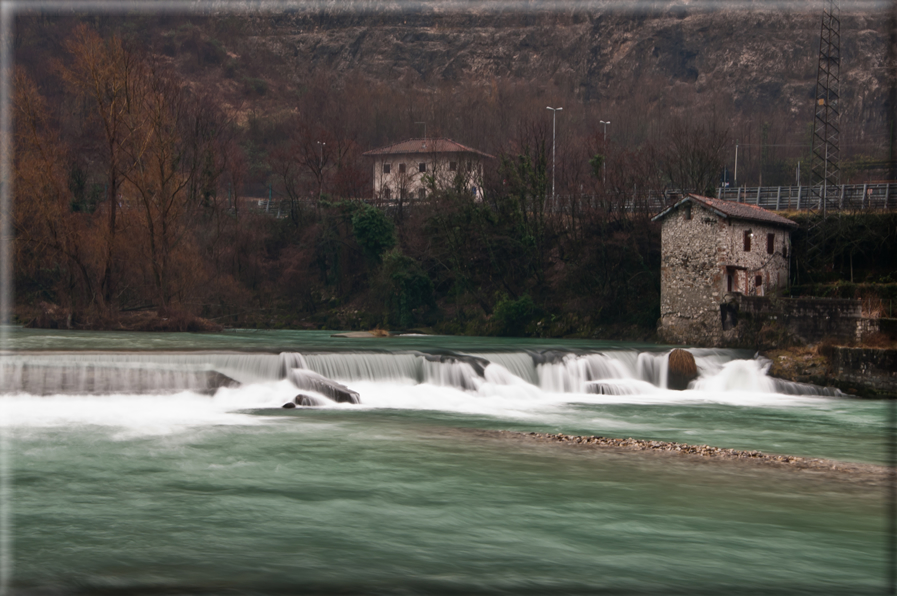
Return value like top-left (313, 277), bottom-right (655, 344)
top-left (716, 183), bottom-right (897, 211)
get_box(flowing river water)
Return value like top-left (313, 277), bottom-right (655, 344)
top-left (1, 328), bottom-right (891, 594)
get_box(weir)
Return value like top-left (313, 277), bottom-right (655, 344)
top-left (0, 348), bottom-right (840, 399)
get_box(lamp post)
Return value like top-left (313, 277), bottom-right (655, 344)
top-left (546, 106), bottom-right (562, 202)
top-left (599, 120), bottom-right (610, 184)
top-left (317, 141), bottom-right (325, 198)
top-left (734, 142), bottom-right (739, 188)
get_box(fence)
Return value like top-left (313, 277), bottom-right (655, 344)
top-left (716, 183), bottom-right (897, 211)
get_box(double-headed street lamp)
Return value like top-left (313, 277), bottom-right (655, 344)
top-left (546, 106), bottom-right (562, 201)
top-left (317, 141), bottom-right (326, 197)
top-left (599, 120), bottom-right (610, 184)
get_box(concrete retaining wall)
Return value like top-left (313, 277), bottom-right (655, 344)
top-left (828, 347), bottom-right (897, 397)
top-left (731, 295), bottom-right (874, 344)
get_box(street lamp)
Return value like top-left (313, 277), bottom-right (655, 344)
top-left (546, 106), bottom-right (562, 202)
top-left (317, 141), bottom-right (326, 198)
top-left (599, 120), bottom-right (610, 184)
top-left (734, 142), bottom-right (739, 188)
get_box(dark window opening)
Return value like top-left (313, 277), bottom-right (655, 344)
top-left (684, 204), bottom-right (692, 220)
top-left (383, 163), bottom-right (391, 174)
top-left (449, 161), bottom-right (457, 171)
top-left (399, 163), bottom-right (406, 174)
top-left (767, 233), bottom-right (775, 254)
top-left (419, 162), bottom-right (426, 173)
top-left (383, 187), bottom-right (391, 200)
top-left (721, 303), bottom-right (738, 331)
top-left (743, 230), bottom-right (752, 252)
top-left (755, 275), bottom-right (763, 287)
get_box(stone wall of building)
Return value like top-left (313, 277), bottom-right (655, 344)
top-left (658, 202), bottom-right (726, 344)
top-left (658, 201), bottom-right (792, 346)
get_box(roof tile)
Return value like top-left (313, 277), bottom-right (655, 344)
top-left (653, 193), bottom-right (798, 228)
top-left (363, 138), bottom-right (494, 159)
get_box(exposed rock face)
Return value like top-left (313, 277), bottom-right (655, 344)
top-left (287, 369), bottom-right (361, 404)
top-left (667, 348), bottom-right (698, 390)
top-left (236, 7), bottom-right (889, 132)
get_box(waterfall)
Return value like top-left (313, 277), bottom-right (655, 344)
top-left (1, 348), bottom-right (841, 398)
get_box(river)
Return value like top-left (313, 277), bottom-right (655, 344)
top-left (1, 328), bottom-right (890, 594)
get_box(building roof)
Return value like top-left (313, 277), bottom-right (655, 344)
top-left (652, 194), bottom-right (798, 228)
top-left (363, 138), bottom-right (494, 159)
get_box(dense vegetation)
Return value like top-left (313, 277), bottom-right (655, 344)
top-left (11, 17), bottom-right (894, 337)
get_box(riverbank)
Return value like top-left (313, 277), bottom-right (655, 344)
top-left (19, 302), bottom-right (223, 333)
top-left (764, 343), bottom-right (897, 398)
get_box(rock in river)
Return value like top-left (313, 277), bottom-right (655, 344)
top-left (667, 349), bottom-right (698, 391)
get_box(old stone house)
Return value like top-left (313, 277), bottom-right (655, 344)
top-left (652, 194), bottom-right (797, 345)
top-left (363, 138), bottom-right (492, 201)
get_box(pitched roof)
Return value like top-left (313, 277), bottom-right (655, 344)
top-left (652, 194), bottom-right (798, 228)
top-left (363, 138), bottom-right (494, 159)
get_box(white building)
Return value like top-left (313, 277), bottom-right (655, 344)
top-left (364, 138), bottom-right (493, 201)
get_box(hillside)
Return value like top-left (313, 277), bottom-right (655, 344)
top-left (17, 4), bottom-right (892, 176)
top-left (11, 4), bottom-right (896, 338)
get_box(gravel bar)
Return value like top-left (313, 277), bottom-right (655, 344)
top-left (483, 430), bottom-right (892, 481)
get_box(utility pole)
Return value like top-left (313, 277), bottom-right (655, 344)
top-left (810, 0), bottom-right (841, 214)
top-left (546, 106), bottom-right (563, 202)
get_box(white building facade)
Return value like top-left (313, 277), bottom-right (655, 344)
top-left (364, 138), bottom-right (492, 201)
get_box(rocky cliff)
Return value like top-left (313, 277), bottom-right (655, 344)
top-left (227, 4), bottom-right (890, 132)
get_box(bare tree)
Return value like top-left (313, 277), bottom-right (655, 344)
top-left (58, 24), bottom-right (142, 309)
top-left (659, 112), bottom-right (730, 196)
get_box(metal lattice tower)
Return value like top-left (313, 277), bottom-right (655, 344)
top-left (809, 0), bottom-right (842, 216)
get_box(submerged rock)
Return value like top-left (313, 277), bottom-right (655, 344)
top-left (585, 382), bottom-right (640, 396)
top-left (667, 349), bottom-right (698, 391)
top-left (294, 394), bottom-right (329, 407)
top-left (421, 352), bottom-right (490, 377)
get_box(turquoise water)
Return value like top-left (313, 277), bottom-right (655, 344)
top-left (3, 329), bottom-right (892, 594)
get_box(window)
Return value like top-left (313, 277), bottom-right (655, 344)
top-left (767, 233), bottom-right (775, 255)
top-left (449, 161), bottom-right (457, 171)
top-left (383, 163), bottom-right (391, 174)
top-left (755, 275), bottom-right (763, 287)
top-left (419, 162), bottom-right (426, 173)
top-left (743, 230), bottom-right (752, 252)
top-left (399, 163), bottom-right (406, 174)
top-left (418, 188), bottom-right (426, 200)
top-left (684, 204), bottom-right (692, 220)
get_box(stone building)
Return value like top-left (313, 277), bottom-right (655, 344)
top-left (652, 194), bottom-right (797, 345)
top-left (364, 138), bottom-right (492, 201)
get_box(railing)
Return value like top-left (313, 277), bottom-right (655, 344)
top-left (716, 183), bottom-right (897, 211)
